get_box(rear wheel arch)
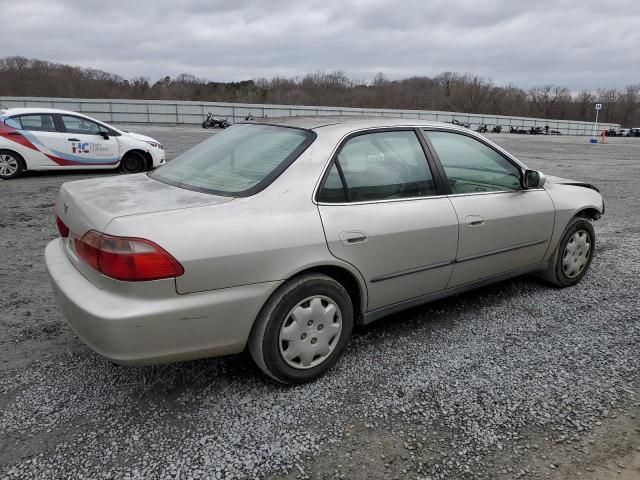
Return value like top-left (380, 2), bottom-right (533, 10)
top-left (286, 265), bottom-right (367, 320)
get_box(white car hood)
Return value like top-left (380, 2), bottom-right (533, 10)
top-left (545, 175), bottom-right (600, 192)
top-left (121, 131), bottom-right (158, 143)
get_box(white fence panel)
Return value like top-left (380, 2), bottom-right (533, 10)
top-left (0, 96), bottom-right (619, 136)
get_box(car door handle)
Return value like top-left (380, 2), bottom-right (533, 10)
top-left (466, 215), bottom-right (486, 227)
top-left (8, 131), bottom-right (22, 136)
top-left (67, 138), bottom-right (81, 141)
top-left (339, 231), bottom-right (368, 245)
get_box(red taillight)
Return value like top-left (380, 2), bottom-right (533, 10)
top-left (74, 231), bottom-right (184, 281)
top-left (56, 215), bottom-right (69, 238)
top-left (74, 230), bottom-right (101, 271)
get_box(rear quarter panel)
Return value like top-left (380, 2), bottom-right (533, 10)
top-left (103, 133), bottom-right (369, 306)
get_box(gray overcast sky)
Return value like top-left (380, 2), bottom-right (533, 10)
top-left (1, 0), bottom-right (638, 90)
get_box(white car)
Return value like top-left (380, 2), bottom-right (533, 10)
top-left (0, 108), bottom-right (165, 179)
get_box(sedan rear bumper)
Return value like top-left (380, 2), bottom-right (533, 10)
top-left (45, 238), bottom-right (280, 366)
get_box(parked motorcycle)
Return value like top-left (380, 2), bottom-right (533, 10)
top-left (491, 125), bottom-right (502, 134)
top-left (476, 124), bottom-right (488, 133)
top-left (451, 119), bottom-right (471, 129)
top-left (245, 113), bottom-right (254, 121)
top-left (202, 112), bottom-right (231, 129)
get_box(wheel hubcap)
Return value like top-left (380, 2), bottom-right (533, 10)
top-left (278, 295), bottom-right (342, 369)
top-left (562, 230), bottom-right (591, 279)
top-left (0, 154), bottom-right (19, 177)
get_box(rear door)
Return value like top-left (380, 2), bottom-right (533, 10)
top-left (57, 114), bottom-right (120, 166)
top-left (316, 129), bottom-right (458, 311)
top-left (8, 113), bottom-right (62, 167)
top-left (423, 129), bottom-right (555, 287)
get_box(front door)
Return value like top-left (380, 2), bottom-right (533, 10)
top-left (317, 129), bottom-right (459, 311)
top-left (56, 114), bottom-right (120, 166)
top-left (424, 129), bottom-right (555, 287)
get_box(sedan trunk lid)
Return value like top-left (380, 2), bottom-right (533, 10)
top-left (56, 173), bottom-right (233, 235)
top-left (55, 174), bottom-right (233, 283)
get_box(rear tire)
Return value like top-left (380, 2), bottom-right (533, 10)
top-left (119, 151), bottom-right (147, 174)
top-left (541, 217), bottom-right (595, 287)
top-left (0, 150), bottom-right (24, 180)
top-left (249, 273), bottom-right (354, 384)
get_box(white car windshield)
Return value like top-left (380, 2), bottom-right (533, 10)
top-left (150, 124), bottom-right (315, 196)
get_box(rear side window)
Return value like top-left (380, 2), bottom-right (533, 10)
top-left (150, 124), bottom-right (316, 196)
top-left (13, 114), bottom-right (56, 132)
top-left (317, 164), bottom-right (347, 202)
top-left (4, 117), bottom-right (21, 129)
top-left (426, 131), bottom-right (522, 193)
top-left (318, 130), bottom-right (437, 203)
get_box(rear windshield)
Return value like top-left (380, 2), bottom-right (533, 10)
top-left (150, 124), bottom-right (316, 196)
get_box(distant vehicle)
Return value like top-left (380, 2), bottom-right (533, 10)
top-left (202, 112), bottom-right (231, 129)
top-left (450, 119), bottom-right (470, 129)
top-left (0, 108), bottom-right (165, 180)
top-left (619, 128), bottom-right (630, 137)
top-left (629, 128), bottom-right (640, 137)
top-left (46, 118), bottom-right (604, 384)
top-left (605, 128), bottom-right (620, 137)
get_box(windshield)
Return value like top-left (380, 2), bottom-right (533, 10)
top-left (150, 124), bottom-right (315, 196)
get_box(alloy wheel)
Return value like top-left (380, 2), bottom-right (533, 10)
top-left (0, 153), bottom-right (19, 177)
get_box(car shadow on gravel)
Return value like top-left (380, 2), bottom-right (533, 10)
top-left (355, 274), bottom-right (542, 340)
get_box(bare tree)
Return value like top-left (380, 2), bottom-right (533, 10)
top-left (1, 56), bottom-right (638, 125)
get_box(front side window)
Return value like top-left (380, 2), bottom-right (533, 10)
top-left (60, 115), bottom-right (102, 135)
top-left (426, 131), bottom-right (522, 194)
top-left (150, 124), bottom-right (315, 196)
top-left (318, 130), bottom-right (436, 203)
top-left (15, 114), bottom-right (56, 132)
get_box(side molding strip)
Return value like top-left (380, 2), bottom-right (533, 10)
top-left (369, 238), bottom-right (549, 284)
top-left (361, 262), bottom-right (548, 325)
top-left (370, 260), bottom-right (454, 283)
top-left (456, 238), bottom-right (549, 263)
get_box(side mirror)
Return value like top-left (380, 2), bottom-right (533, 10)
top-left (99, 131), bottom-right (109, 140)
top-left (523, 170), bottom-right (546, 189)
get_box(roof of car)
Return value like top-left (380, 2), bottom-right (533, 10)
top-left (242, 115), bottom-right (461, 131)
top-left (1, 107), bottom-right (86, 116)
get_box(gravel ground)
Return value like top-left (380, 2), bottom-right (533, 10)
top-left (1, 125), bottom-right (639, 479)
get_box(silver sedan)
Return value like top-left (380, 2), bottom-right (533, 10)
top-left (45, 118), bottom-right (604, 383)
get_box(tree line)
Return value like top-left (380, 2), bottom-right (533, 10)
top-left (1, 56), bottom-right (638, 126)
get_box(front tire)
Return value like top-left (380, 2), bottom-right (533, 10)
top-left (249, 273), bottom-right (354, 384)
top-left (119, 151), bottom-right (147, 174)
top-left (202, 122), bottom-right (209, 129)
top-left (542, 217), bottom-right (595, 287)
top-left (0, 150), bottom-right (24, 180)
